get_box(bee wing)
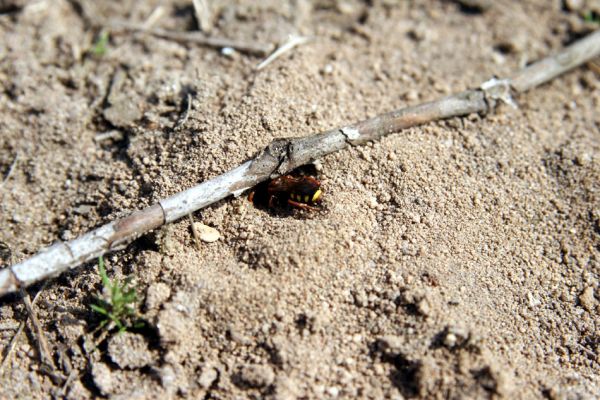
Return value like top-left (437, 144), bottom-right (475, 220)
top-left (268, 176), bottom-right (299, 193)
top-left (295, 179), bottom-right (320, 196)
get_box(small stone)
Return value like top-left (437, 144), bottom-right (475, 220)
top-left (579, 286), bottom-right (596, 312)
top-left (193, 223), bottom-right (221, 243)
top-left (108, 332), bottom-right (155, 369)
top-left (221, 47), bottom-right (235, 57)
top-left (404, 89), bottom-right (419, 101)
top-left (73, 204), bottom-right (93, 215)
top-left (442, 325), bottom-right (470, 349)
top-left (564, 0), bottom-right (584, 11)
top-left (145, 282), bottom-right (171, 311)
top-left (57, 319), bottom-right (85, 344)
top-left (377, 335), bottom-right (405, 356)
top-left (103, 98), bottom-right (142, 128)
top-left (237, 364), bottom-right (275, 388)
top-left (327, 386), bottom-right (340, 397)
top-left (445, 333), bottom-right (458, 348)
top-left (417, 297), bottom-right (431, 317)
top-left (272, 376), bottom-right (301, 400)
top-left (322, 64), bottom-right (334, 74)
top-left (91, 362), bottom-right (114, 396)
top-left (66, 379), bottom-right (91, 400)
top-left (198, 365), bottom-right (218, 389)
top-left (159, 364), bottom-right (177, 391)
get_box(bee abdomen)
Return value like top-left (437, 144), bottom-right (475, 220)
top-left (290, 193), bottom-right (311, 203)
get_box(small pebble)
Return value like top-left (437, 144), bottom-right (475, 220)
top-left (91, 363), bottom-right (114, 396)
top-left (237, 364), bottom-right (275, 388)
top-left (564, 0), bottom-right (584, 11)
top-left (327, 386), bottom-right (340, 397)
top-left (198, 366), bottom-right (218, 389)
top-left (193, 223), bottom-right (221, 243)
top-left (221, 47), bottom-right (235, 57)
top-left (404, 89), bottom-right (419, 101)
top-left (579, 286), bottom-right (596, 312)
top-left (145, 282), bottom-right (171, 311)
top-left (108, 332), bottom-right (155, 369)
top-left (377, 335), bottom-right (405, 356)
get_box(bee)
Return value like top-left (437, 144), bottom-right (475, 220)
top-left (249, 175), bottom-right (323, 211)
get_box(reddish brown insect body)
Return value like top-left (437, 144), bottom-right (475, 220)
top-left (248, 175), bottom-right (323, 211)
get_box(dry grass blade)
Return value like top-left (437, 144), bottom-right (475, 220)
top-left (0, 284), bottom-right (46, 374)
top-left (192, 0), bottom-right (212, 33)
top-left (189, 214), bottom-right (202, 251)
top-left (142, 5), bottom-right (166, 29)
top-left (110, 21), bottom-right (273, 56)
top-left (21, 289), bottom-right (54, 369)
top-left (0, 152), bottom-right (18, 190)
top-left (256, 35), bottom-right (311, 70)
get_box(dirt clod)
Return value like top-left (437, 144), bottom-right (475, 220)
top-left (236, 364), bottom-right (275, 389)
top-left (145, 282), bottom-right (172, 312)
top-left (91, 362), bottom-right (114, 396)
top-left (108, 332), bottom-right (155, 369)
top-left (578, 286), bottom-right (596, 312)
top-left (197, 365), bottom-right (219, 389)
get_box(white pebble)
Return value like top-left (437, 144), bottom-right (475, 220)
top-left (221, 47), bottom-right (235, 57)
top-left (194, 223), bottom-right (221, 243)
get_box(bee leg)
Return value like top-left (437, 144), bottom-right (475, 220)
top-left (287, 199), bottom-right (318, 211)
top-left (268, 195), bottom-right (276, 208)
top-left (248, 191), bottom-right (255, 203)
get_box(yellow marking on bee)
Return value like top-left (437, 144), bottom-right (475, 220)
top-left (304, 195), bottom-right (309, 203)
top-left (312, 189), bottom-right (322, 203)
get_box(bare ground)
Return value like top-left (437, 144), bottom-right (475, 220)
top-left (0, 0), bottom-right (599, 399)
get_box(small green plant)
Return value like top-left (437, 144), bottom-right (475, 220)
top-left (583, 11), bottom-right (600, 24)
top-left (90, 256), bottom-right (143, 333)
top-left (91, 30), bottom-right (110, 57)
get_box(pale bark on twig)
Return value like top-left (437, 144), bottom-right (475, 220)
top-left (0, 30), bottom-right (599, 299)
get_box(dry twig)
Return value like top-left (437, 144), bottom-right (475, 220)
top-left (21, 289), bottom-right (54, 370)
top-left (110, 21), bottom-right (273, 56)
top-left (0, 285), bottom-right (46, 373)
top-left (0, 30), bottom-right (599, 299)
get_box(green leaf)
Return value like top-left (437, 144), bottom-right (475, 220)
top-left (584, 11), bottom-right (600, 24)
top-left (90, 304), bottom-right (109, 315)
top-left (98, 256), bottom-right (112, 289)
top-left (91, 31), bottom-right (109, 57)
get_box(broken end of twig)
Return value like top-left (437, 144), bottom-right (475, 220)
top-left (480, 78), bottom-right (518, 109)
top-left (0, 268), bottom-right (19, 297)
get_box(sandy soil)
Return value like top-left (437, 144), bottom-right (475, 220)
top-left (0, 0), bottom-right (599, 398)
